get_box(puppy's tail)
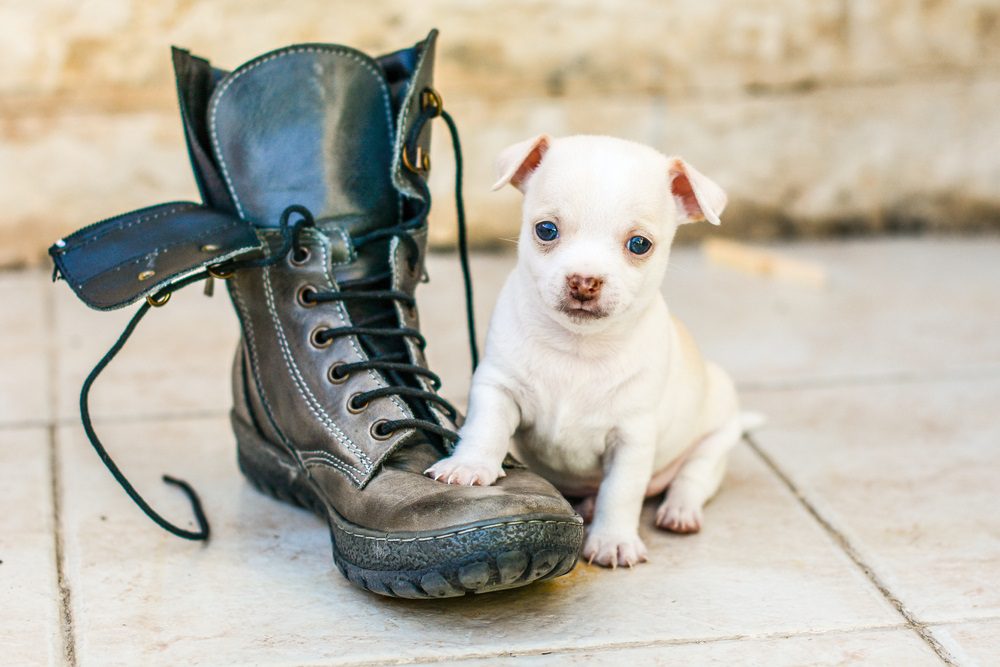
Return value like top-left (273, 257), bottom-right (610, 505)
top-left (739, 411), bottom-right (767, 433)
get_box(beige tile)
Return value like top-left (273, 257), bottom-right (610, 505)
top-left (667, 238), bottom-right (1000, 387)
top-left (53, 280), bottom-right (239, 421)
top-left (0, 270), bottom-right (50, 424)
top-left (0, 428), bottom-right (62, 665)
top-left (50, 237), bottom-right (1000, 423)
top-left (58, 415), bottom-right (897, 665)
top-left (423, 238), bottom-right (1000, 395)
top-left (449, 627), bottom-right (942, 666)
top-left (930, 620), bottom-right (1000, 666)
top-left (748, 377), bottom-right (1000, 623)
top-left (421, 251), bottom-right (514, 411)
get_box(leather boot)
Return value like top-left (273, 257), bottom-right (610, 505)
top-left (50, 31), bottom-right (583, 599)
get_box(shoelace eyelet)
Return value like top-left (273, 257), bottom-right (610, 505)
top-left (370, 419), bottom-right (392, 440)
top-left (297, 284), bottom-right (318, 308)
top-left (71, 103), bottom-right (483, 545)
top-left (290, 246), bottom-right (311, 266)
top-left (402, 145), bottom-right (430, 173)
top-left (421, 87), bottom-right (443, 116)
top-left (310, 326), bottom-right (332, 349)
top-left (328, 362), bottom-right (350, 384)
top-left (347, 393), bottom-right (369, 414)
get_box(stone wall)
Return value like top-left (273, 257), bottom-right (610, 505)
top-left (2, 0), bottom-right (999, 266)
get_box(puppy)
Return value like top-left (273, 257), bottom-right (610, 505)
top-left (426, 134), bottom-right (757, 568)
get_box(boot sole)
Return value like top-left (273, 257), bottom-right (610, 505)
top-left (232, 413), bottom-right (584, 598)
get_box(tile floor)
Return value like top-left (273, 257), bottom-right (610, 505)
top-left (2, 238), bottom-right (998, 666)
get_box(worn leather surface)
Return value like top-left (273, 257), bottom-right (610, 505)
top-left (155, 32), bottom-right (574, 534)
top-left (171, 48), bottom-right (236, 214)
top-left (208, 44), bottom-right (400, 234)
top-left (228, 230), bottom-right (572, 530)
top-left (229, 229), bottom-right (421, 483)
top-left (389, 30), bottom-right (437, 201)
top-left (47, 32), bottom-right (578, 540)
top-left (49, 202), bottom-right (259, 311)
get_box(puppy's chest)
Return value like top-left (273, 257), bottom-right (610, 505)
top-left (513, 363), bottom-right (631, 475)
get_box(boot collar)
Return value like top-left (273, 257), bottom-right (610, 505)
top-left (208, 44), bottom-right (400, 237)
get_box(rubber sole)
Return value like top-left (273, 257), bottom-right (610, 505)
top-left (232, 413), bottom-right (584, 598)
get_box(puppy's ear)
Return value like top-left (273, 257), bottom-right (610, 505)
top-left (668, 158), bottom-right (727, 225)
top-left (492, 134), bottom-right (552, 192)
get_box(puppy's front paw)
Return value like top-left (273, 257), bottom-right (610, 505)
top-left (424, 455), bottom-right (505, 486)
top-left (582, 528), bottom-right (648, 569)
top-left (655, 500), bottom-right (703, 534)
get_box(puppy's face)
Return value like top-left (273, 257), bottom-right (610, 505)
top-left (494, 135), bottom-right (726, 330)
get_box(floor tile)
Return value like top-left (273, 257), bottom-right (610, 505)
top-left (51, 238), bottom-right (1000, 421)
top-left (0, 271), bottom-right (50, 425)
top-left (0, 428), bottom-right (63, 665)
top-left (58, 416), bottom-right (897, 665)
top-left (664, 238), bottom-right (1000, 387)
top-left (748, 376), bottom-right (1000, 623)
top-left (53, 279), bottom-right (239, 421)
top-left (449, 627), bottom-right (942, 666)
top-left (930, 620), bottom-right (1000, 666)
top-left (425, 239), bottom-right (1000, 397)
top-left (421, 251), bottom-right (513, 410)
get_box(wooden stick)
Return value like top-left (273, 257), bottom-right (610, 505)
top-left (701, 238), bottom-right (827, 287)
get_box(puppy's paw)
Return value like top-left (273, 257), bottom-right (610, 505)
top-left (424, 455), bottom-right (505, 486)
top-left (655, 500), bottom-right (703, 534)
top-left (582, 528), bottom-right (648, 569)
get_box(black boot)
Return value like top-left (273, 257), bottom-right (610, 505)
top-left (50, 30), bottom-right (583, 599)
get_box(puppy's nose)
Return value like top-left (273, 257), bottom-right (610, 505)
top-left (566, 274), bottom-right (604, 301)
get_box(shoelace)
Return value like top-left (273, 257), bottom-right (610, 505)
top-left (79, 95), bottom-right (477, 541)
top-left (285, 203), bottom-right (463, 444)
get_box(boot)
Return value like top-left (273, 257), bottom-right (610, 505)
top-left (50, 30), bottom-right (583, 599)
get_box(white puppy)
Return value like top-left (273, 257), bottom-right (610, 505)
top-left (427, 134), bottom-right (755, 568)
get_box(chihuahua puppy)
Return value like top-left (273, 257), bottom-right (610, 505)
top-left (426, 135), bottom-right (757, 568)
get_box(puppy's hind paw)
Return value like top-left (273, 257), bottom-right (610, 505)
top-left (573, 496), bottom-right (596, 524)
top-left (655, 502), bottom-right (703, 534)
top-left (582, 530), bottom-right (648, 569)
top-left (424, 456), bottom-right (505, 487)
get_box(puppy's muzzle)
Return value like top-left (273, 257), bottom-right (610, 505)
top-left (566, 274), bottom-right (604, 302)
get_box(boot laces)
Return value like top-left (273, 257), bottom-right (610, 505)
top-left (78, 98), bottom-right (476, 541)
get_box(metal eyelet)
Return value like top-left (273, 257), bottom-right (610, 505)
top-left (421, 87), bottom-right (443, 115)
top-left (145, 292), bottom-right (171, 307)
top-left (370, 419), bottom-right (392, 441)
top-left (347, 393), bottom-right (369, 414)
top-left (327, 362), bottom-right (349, 384)
top-left (402, 145), bottom-right (430, 173)
top-left (310, 326), bottom-right (332, 349)
top-left (297, 284), bottom-right (318, 308)
top-left (290, 246), bottom-right (311, 266)
top-left (208, 265), bottom-right (234, 280)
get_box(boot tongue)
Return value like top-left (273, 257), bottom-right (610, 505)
top-left (208, 46), bottom-right (399, 236)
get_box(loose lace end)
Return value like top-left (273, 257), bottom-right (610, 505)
top-left (162, 475), bottom-right (211, 541)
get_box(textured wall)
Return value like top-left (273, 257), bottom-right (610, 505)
top-left (2, 0), bottom-right (1000, 266)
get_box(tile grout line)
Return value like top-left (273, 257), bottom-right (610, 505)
top-left (45, 279), bottom-right (77, 667)
top-left (48, 425), bottom-right (76, 667)
top-left (337, 623), bottom-right (913, 666)
top-left (0, 408), bottom-right (229, 432)
top-left (744, 433), bottom-right (958, 667)
top-left (738, 364), bottom-right (1000, 394)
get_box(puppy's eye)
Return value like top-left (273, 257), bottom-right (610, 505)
top-left (627, 235), bottom-right (653, 256)
top-left (534, 221), bottom-right (559, 242)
